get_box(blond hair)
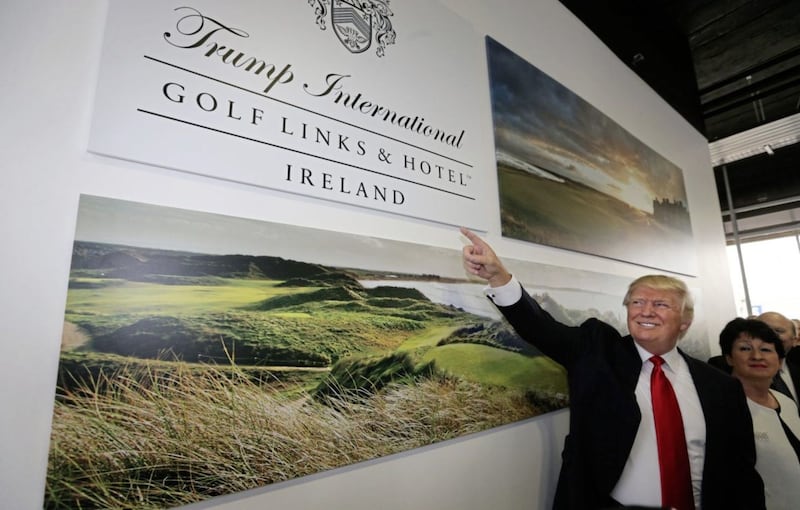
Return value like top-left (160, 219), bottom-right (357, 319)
top-left (623, 274), bottom-right (694, 325)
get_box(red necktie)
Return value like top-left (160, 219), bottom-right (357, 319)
top-left (650, 356), bottom-right (695, 510)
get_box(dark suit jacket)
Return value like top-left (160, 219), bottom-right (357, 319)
top-left (497, 287), bottom-right (764, 510)
top-left (784, 347), bottom-right (800, 398)
top-left (705, 354), bottom-right (730, 374)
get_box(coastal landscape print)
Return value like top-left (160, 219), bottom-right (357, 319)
top-left (50, 196), bottom-right (566, 509)
top-left (486, 36), bottom-right (697, 275)
top-left (47, 195), bottom-right (708, 508)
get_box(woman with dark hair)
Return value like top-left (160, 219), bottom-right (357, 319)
top-left (720, 317), bottom-right (800, 509)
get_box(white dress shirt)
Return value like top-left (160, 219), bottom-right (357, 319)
top-left (611, 344), bottom-right (706, 509)
top-left (483, 275), bottom-right (522, 306)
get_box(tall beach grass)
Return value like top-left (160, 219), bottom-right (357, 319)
top-left (46, 360), bottom-right (549, 509)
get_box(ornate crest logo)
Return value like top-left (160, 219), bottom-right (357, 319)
top-left (308, 0), bottom-right (396, 57)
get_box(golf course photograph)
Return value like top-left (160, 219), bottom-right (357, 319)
top-left (47, 195), bottom-right (586, 509)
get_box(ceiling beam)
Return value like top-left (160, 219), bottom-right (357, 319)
top-left (709, 112), bottom-right (800, 166)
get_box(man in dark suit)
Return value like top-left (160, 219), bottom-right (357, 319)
top-left (758, 311), bottom-right (800, 401)
top-left (461, 228), bottom-right (764, 510)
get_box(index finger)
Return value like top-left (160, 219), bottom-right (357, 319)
top-left (459, 226), bottom-right (483, 245)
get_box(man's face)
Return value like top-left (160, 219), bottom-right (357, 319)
top-left (626, 286), bottom-right (689, 355)
top-left (758, 312), bottom-right (795, 353)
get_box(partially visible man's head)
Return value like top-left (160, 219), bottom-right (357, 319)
top-left (757, 311), bottom-right (796, 354)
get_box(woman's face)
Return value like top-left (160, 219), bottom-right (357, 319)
top-left (726, 333), bottom-right (781, 382)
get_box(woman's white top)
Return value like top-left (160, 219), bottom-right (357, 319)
top-left (748, 391), bottom-right (800, 510)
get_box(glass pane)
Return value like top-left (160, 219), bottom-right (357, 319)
top-left (727, 234), bottom-right (800, 319)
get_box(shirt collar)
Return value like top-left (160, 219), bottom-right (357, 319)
top-left (634, 341), bottom-right (682, 370)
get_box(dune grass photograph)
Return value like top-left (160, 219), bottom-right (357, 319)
top-left (47, 196), bottom-right (582, 509)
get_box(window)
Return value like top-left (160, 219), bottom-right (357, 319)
top-left (727, 233), bottom-right (800, 318)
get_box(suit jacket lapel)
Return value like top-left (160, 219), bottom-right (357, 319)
top-left (771, 372), bottom-right (794, 400)
top-left (788, 359), bottom-right (800, 399)
top-left (620, 336), bottom-right (643, 393)
top-left (683, 351), bottom-right (724, 426)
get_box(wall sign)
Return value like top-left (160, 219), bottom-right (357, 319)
top-left (89, 1), bottom-right (491, 229)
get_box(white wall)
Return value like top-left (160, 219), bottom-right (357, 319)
top-left (0, 1), bottom-right (734, 509)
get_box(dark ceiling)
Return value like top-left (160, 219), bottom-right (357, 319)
top-left (558, 0), bottom-right (800, 243)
